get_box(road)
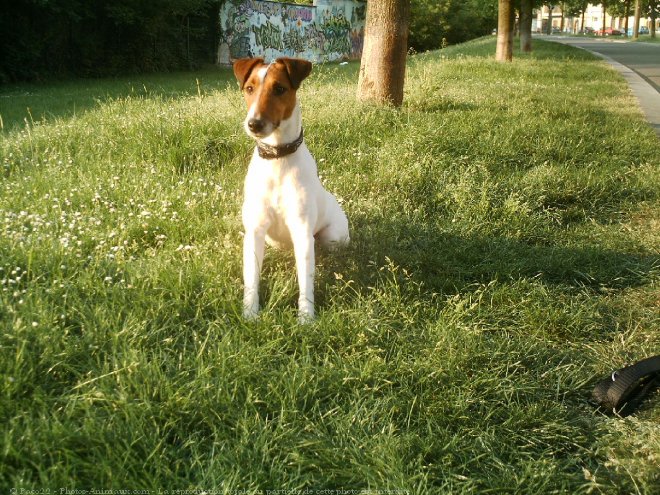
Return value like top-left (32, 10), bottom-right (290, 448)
top-left (544, 36), bottom-right (660, 136)
top-left (547, 36), bottom-right (660, 91)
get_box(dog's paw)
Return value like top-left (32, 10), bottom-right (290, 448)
top-left (297, 312), bottom-right (315, 325)
top-left (243, 292), bottom-right (260, 320)
top-left (297, 300), bottom-right (315, 324)
top-left (243, 306), bottom-right (260, 321)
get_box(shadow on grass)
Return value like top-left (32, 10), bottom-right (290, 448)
top-left (0, 67), bottom-right (234, 131)
top-left (316, 214), bottom-right (658, 305)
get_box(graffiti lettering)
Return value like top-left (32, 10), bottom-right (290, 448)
top-left (323, 32), bottom-right (350, 55)
top-left (245, 0), bottom-right (282, 18)
top-left (283, 28), bottom-right (306, 53)
top-left (285, 7), bottom-right (313, 23)
top-left (304, 24), bottom-right (326, 53)
top-left (318, 7), bottom-right (352, 56)
top-left (252, 22), bottom-right (283, 50)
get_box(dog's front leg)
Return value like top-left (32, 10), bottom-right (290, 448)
top-left (243, 228), bottom-right (266, 319)
top-left (292, 226), bottom-right (315, 323)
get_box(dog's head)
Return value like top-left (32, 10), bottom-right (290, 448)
top-left (233, 57), bottom-right (312, 139)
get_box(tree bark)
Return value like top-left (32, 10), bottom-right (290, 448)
top-left (602, 3), bottom-right (607, 36)
top-left (520, 0), bottom-right (533, 52)
top-left (632, 0), bottom-right (642, 40)
top-left (357, 0), bottom-right (410, 107)
top-left (496, 0), bottom-right (513, 62)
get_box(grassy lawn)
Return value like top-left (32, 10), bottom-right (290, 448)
top-left (635, 34), bottom-right (660, 43)
top-left (1, 37), bottom-right (659, 493)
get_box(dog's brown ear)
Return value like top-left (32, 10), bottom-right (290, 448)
top-left (233, 58), bottom-right (264, 89)
top-left (276, 58), bottom-right (312, 90)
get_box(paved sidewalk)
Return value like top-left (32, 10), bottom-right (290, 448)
top-left (544, 36), bottom-right (660, 137)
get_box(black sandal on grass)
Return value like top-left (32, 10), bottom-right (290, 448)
top-left (592, 355), bottom-right (660, 416)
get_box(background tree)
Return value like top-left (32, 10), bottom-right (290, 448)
top-left (576, 1), bottom-right (590, 32)
top-left (646, 0), bottom-right (659, 37)
top-left (357, 0), bottom-right (410, 106)
top-left (563, 0), bottom-right (591, 33)
top-left (546, 4), bottom-right (554, 34)
top-left (558, 2), bottom-right (568, 31)
top-left (606, 0), bottom-right (632, 35)
top-left (633, 0), bottom-right (642, 38)
top-left (605, 0), bottom-right (658, 37)
top-left (518, 0), bottom-right (545, 52)
top-left (520, 0), bottom-right (534, 52)
top-left (625, 0), bottom-right (632, 37)
top-left (495, 0), bottom-right (513, 62)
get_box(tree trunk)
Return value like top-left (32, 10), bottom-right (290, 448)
top-left (520, 0), bottom-right (533, 52)
top-left (496, 0), bottom-right (513, 62)
top-left (581, 10), bottom-right (585, 33)
top-left (652, 3), bottom-right (657, 38)
top-left (357, 0), bottom-right (410, 107)
top-left (602, 3), bottom-right (607, 35)
top-left (547, 5), bottom-right (553, 35)
top-left (632, 0), bottom-right (641, 40)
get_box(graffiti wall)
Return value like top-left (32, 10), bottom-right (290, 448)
top-left (218, 0), bottom-right (365, 64)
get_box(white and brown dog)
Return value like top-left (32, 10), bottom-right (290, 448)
top-left (233, 57), bottom-right (349, 322)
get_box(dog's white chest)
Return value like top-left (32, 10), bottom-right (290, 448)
top-left (243, 152), bottom-right (308, 239)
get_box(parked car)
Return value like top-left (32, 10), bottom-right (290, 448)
top-left (596, 28), bottom-right (622, 36)
top-left (626, 27), bottom-right (650, 36)
top-left (582, 27), bottom-right (595, 35)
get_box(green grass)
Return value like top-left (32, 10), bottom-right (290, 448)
top-left (1, 37), bottom-right (659, 493)
top-left (635, 34), bottom-right (660, 43)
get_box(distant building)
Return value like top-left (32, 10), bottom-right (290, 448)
top-left (534, 3), bottom-right (658, 35)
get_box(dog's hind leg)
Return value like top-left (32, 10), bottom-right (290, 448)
top-left (317, 197), bottom-right (350, 250)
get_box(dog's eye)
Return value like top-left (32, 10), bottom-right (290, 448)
top-left (245, 85), bottom-right (254, 95)
top-left (273, 85), bottom-right (287, 96)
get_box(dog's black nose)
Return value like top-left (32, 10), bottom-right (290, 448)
top-left (248, 118), bottom-right (265, 134)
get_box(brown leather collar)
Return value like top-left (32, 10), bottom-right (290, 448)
top-left (256, 128), bottom-right (304, 159)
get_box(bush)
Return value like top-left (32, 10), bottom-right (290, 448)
top-left (409, 0), bottom-right (498, 51)
top-left (0, 0), bottom-right (220, 82)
